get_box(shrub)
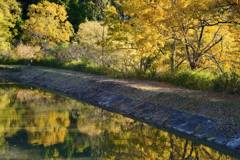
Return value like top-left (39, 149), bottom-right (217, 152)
top-left (35, 56), bottom-right (62, 68)
top-left (212, 70), bottom-right (240, 94)
top-left (15, 42), bottom-right (36, 59)
top-left (85, 65), bottom-right (121, 78)
top-left (160, 70), bottom-right (214, 91)
top-left (62, 60), bottom-right (87, 72)
top-left (160, 69), bottom-right (240, 94)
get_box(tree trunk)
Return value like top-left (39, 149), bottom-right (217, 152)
top-left (190, 62), bottom-right (197, 70)
top-left (170, 40), bottom-right (176, 73)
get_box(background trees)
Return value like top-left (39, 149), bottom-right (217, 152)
top-left (47, 0), bottom-right (112, 32)
top-left (0, 0), bottom-right (240, 93)
top-left (108, 0), bottom-right (240, 73)
top-left (0, 0), bottom-right (21, 55)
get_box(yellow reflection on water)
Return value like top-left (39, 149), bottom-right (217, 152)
top-left (0, 85), bottom-right (238, 159)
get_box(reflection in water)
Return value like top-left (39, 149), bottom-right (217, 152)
top-left (0, 83), bottom-right (238, 159)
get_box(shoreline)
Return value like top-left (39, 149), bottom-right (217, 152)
top-left (1, 65), bottom-right (240, 157)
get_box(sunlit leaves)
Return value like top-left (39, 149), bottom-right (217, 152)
top-left (0, 0), bottom-right (21, 54)
top-left (102, 0), bottom-right (240, 72)
top-left (22, 1), bottom-right (74, 46)
top-left (102, 4), bottom-right (164, 73)
top-left (25, 110), bottom-right (70, 146)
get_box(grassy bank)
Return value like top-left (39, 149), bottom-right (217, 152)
top-left (0, 56), bottom-right (239, 94)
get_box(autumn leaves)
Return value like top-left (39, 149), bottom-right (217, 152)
top-left (1, 0), bottom-right (240, 77)
top-left (22, 1), bottom-right (74, 46)
top-left (103, 0), bottom-right (240, 73)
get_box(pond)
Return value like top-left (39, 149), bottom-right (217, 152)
top-left (0, 81), bottom-right (239, 160)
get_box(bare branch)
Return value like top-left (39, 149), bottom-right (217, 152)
top-left (200, 24), bottom-right (224, 55)
top-left (197, 26), bottom-right (205, 52)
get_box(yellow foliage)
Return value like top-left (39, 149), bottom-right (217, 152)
top-left (25, 110), bottom-right (70, 146)
top-left (0, 0), bottom-right (21, 54)
top-left (102, 4), bottom-right (167, 72)
top-left (102, 0), bottom-right (240, 71)
top-left (22, 1), bottom-right (74, 46)
top-left (73, 20), bottom-right (112, 65)
top-left (76, 21), bottom-right (108, 45)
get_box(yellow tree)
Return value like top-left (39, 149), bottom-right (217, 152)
top-left (75, 20), bottom-right (109, 65)
top-left (105, 0), bottom-right (239, 72)
top-left (162, 0), bottom-right (236, 70)
top-left (103, 4), bottom-right (166, 73)
top-left (0, 0), bottom-right (21, 54)
top-left (22, 1), bottom-right (74, 47)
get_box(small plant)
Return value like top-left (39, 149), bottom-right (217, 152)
top-left (194, 125), bottom-right (201, 133)
top-left (203, 133), bottom-right (212, 139)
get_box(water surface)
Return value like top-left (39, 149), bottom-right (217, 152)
top-left (0, 82), bottom-right (239, 159)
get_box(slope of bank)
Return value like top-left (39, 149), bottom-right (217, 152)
top-left (1, 65), bottom-right (240, 156)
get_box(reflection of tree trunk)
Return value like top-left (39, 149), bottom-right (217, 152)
top-left (182, 141), bottom-right (198, 159)
top-left (169, 134), bottom-right (175, 160)
top-left (187, 143), bottom-right (195, 159)
top-left (182, 140), bottom-right (189, 159)
top-left (202, 147), bottom-right (215, 159)
top-left (196, 148), bottom-right (200, 160)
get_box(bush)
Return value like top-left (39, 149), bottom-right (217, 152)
top-left (15, 42), bottom-right (36, 59)
top-left (0, 57), bottom-right (32, 65)
top-left (212, 70), bottom-right (240, 94)
top-left (160, 69), bottom-right (240, 94)
top-left (62, 61), bottom-right (87, 72)
top-left (160, 70), bottom-right (214, 91)
top-left (122, 69), bottom-right (158, 80)
top-left (35, 56), bottom-right (62, 68)
top-left (85, 65), bottom-right (122, 78)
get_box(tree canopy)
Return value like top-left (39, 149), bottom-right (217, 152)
top-left (101, 0), bottom-right (240, 73)
top-left (21, 1), bottom-right (74, 46)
